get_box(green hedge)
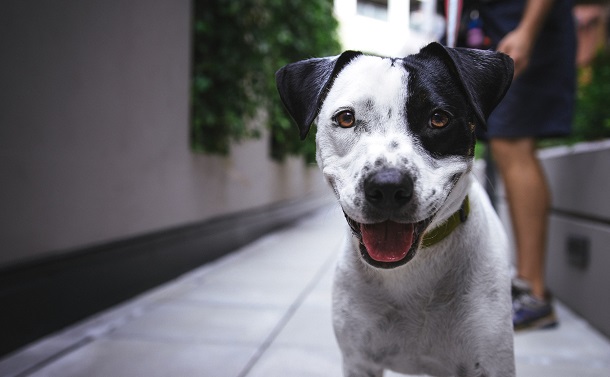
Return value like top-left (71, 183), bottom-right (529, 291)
top-left (573, 49), bottom-right (610, 142)
top-left (192, 0), bottom-right (341, 162)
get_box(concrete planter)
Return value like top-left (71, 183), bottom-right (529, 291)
top-left (541, 140), bottom-right (610, 338)
top-left (493, 139), bottom-right (610, 338)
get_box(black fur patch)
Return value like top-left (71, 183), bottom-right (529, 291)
top-left (401, 43), bottom-right (513, 158)
top-left (403, 56), bottom-right (476, 158)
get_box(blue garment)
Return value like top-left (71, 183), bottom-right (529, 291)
top-left (479, 0), bottom-right (577, 139)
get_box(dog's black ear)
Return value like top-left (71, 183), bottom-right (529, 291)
top-left (275, 51), bottom-right (363, 140)
top-left (418, 42), bottom-right (514, 129)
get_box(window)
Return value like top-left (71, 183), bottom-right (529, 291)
top-left (357, 0), bottom-right (388, 21)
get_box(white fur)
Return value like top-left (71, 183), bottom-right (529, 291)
top-left (315, 56), bottom-right (515, 376)
top-left (317, 56), bottom-right (470, 227)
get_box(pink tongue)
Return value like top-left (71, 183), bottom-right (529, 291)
top-left (360, 221), bottom-right (414, 262)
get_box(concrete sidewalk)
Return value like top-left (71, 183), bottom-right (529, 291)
top-left (2, 205), bottom-right (610, 377)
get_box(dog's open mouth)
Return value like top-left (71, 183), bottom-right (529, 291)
top-left (345, 215), bottom-right (432, 269)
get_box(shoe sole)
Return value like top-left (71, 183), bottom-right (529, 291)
top-left (514, 312), bottom-right (559, 332)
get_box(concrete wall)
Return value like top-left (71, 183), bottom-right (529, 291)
top-left (0, 0), bottom-right (327, 268)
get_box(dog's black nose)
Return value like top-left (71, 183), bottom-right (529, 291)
top-left (364, 168), bottom-right (414, 210)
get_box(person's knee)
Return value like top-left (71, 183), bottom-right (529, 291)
top-left (490, 138), bottom-right (536, 168)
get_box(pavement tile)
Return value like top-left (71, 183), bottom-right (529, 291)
top-left (111, 301), bottom-right (284, 346)
top-left (27, 338), bottom-right (257, 377)
top-left (515, 363), bottom-right (610, 377)
top-left (0, 337), bottom-right (79, 377)
top-left (244, 344), bottom-right (343, 377)
top-left (199, 258), bottom-right (318, 289)
top-left (178, 275), bottom-right (304, 309)
top-left (272, 299), bottom-right (336, 351)
top-left (273, 275), bottom-right (336, 351)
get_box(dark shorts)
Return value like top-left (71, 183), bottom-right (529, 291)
top-left (479, 0), bottom-right (577, 139)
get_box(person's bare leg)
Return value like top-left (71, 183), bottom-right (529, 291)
top-left (490, 138), bottom-right (549, 300)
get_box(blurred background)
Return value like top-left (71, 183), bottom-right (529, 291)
top-left (1, 0), bottom-right (609, 360)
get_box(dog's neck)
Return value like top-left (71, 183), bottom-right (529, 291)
top-left (421, 196), bottom-right (469, 248)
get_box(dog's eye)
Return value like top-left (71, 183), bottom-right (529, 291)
top-left (430, 111), bottom-right (450, 128)
top-left (336, 111), bottom-right (356, 128)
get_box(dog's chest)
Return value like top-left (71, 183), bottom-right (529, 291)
top-left (333, 263), bottom-right (469, 375)
top-left (339, 300), bottom-right (459, 376)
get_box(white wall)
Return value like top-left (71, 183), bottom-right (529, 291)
top-left (334, 0), bottom-right (440, 56)
top-left (0, 0), bottom-right (327, 267)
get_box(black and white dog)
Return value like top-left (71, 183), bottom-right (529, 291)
top-left (276, 42), bottom-right (515, 377)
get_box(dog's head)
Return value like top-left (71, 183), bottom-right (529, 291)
top-left (276, 42), bottom-right (513, 268)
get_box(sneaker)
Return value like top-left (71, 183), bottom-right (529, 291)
top-left (511, 277), bottom-right (531, 299)
top-left (512, 279), bottom-right (558, 331)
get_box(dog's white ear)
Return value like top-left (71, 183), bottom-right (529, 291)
top-left (275, 51), bottom-right (362, 140)
top-left (418, 42), bottom-right (514, 130)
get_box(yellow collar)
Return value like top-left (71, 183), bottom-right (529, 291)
top-left (421, 196), bottom-right (470, 248)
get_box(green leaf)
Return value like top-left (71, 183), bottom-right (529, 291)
top-left (191, 0), bottom-right (340, 160)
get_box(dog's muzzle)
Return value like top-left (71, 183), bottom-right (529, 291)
top-left (344, 168), bottom-right (434, 269)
